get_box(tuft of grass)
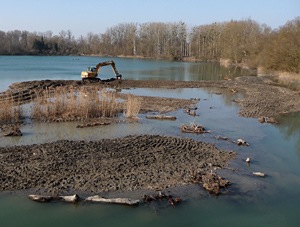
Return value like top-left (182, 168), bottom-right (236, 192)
top-left (123, 94), bottom-right (142, 119)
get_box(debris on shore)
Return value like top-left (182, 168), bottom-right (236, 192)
top-left (181, 123), bottom-right (210, 134)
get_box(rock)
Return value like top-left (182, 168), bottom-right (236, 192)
top-left (236, 139), bottom-right (249, 146)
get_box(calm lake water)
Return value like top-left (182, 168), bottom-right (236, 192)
top-left (0, 56), bottom-right (300, 226)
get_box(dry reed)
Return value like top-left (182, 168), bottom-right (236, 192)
top-left (30, 87), bottom-right (121, 121)
top-left (277, 72), bottom-right (300, 90)
top-left (123, 94), bottom-right (142, 118)
top-left (0, 96), bottom-right (23, 124)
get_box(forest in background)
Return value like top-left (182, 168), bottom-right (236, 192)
top-left (0, 17), bottom-right (299, 73)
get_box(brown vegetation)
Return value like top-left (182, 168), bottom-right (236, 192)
top-left (31, 87), bottom-right (122, 121)
top-left (0, 86), bottom-right (143, 124)
top-left (123, 94), bottom-right (142, 118)
top-left (0, 96), bottom-right (22, 124)
top-left (1, 17), bottom-right (299, 74)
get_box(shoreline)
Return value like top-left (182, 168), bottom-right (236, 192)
top-left (0, 135), bottom-right (235, 197)
top-left (1, 76), bottom-right (299, 198)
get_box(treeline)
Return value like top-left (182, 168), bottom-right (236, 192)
top-left (0, 17), bottom-right (299, 73)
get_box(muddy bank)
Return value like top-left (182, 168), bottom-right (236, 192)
top-left (0, 135), bottom-right (234, 195)
top-left (1, 76), bottom-right (299, 120)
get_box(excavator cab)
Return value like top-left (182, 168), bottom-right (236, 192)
top-left (81, 60), bottom-right (122, 82)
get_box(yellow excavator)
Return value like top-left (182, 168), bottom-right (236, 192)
top-left (81, 60), bottom-right (122, 82)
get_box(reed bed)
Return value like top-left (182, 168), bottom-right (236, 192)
top-left (30, 87), bottom-right (124, 121)
top-left (0, 96), bottom-right (23, 124)
top-left (123, 94), bottom-right (142, 119)
top-left (1, 87), bottom-right (142, 124)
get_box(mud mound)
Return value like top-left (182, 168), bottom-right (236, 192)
top-left (0, 135), bottom-right (234, 195)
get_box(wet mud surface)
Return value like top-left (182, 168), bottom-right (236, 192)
top-left (1, 76), bottom-right (299, 119)
top-left (0, 76), bottom-right (299, 196)
top-left (0, 135), bottom-right (234, 195)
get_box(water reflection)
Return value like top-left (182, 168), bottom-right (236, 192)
top-left (277, 113), bottom-right (300, 153)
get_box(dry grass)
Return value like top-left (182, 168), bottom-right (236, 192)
top-left (31, 87), bottom-right (122, 121)
top-left (1, 87), bottom-right (142, 124)
top-left (123, 94), bottom-right (142, 118)
top-left (277, 72), bottom-right (300, 91)
top-left (0, 96), bottom-right (23, 124)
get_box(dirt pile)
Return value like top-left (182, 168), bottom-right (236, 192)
top-left (0, 135), bottom-right (235, 195)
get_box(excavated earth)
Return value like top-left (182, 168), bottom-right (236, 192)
top-left (1, 75), bottom-right (299, 119)
top-left (0, 135), bottom-right (235, 195)
top-left (0, 76), bottom-right (299, 196)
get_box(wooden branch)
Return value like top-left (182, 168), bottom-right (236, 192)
top-left (85, 195), bottom-right (139, 205)
top-left (28, 194), bottom-right (79, 203)
top-left (146, 115), bottom-right (176, 120)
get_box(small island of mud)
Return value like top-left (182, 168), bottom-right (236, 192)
top-left (0, 135), bottom-right (235, 195)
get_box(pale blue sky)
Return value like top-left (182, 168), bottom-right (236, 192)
top-left (0, 0), bottom-right (299, 37)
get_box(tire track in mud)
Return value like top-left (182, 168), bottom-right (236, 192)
top-left (0, 135), bottom-right (235, 195)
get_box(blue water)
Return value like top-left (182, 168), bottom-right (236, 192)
top-left (0, 56), bottom-right (251, 92)
top-left (0, 56), bottom-right (300, 226)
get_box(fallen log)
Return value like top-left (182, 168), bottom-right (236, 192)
top-left (28, 194), bottom-right (53, 203)
top-left (85, 195), bottom-right (140, 206)
top-left (146, 115), bottom-right (176, 120)
top-left (28, 194), bottom-right (80, 203)
top-left (58, 194), bottom-right (80, 203)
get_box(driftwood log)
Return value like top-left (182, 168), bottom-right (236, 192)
top-left (85, 195), bottom-right (140, 206)
top-left (28, 194), bottom-right (79, 203)
top-left (28, 194), bottom-right (53, 202)
top-left (253, 172), bottom-right (266, 177)
top-left (146, 115), bottom-right (176, 120)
